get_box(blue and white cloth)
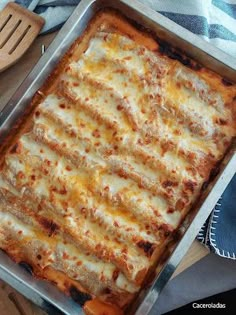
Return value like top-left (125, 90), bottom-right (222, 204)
top-left (1, 0), bottom-right (236, 259)
top-left (197, 176), bottom-right (236, 259)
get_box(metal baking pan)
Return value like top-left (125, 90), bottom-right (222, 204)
top-left (0, 0), bottom-right (235, 314)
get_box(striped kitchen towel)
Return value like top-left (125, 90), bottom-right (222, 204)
top-left (197, 176), bottom-right (236, 259)
top-left (1, 0), bottom-right (236, 259)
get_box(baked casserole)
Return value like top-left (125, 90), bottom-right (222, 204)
top-left (0, 9), bottom-right (235, 315)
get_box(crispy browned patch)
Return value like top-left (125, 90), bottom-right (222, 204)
top-left (112, 269), bottom-right (120, 281)
top-left (222, 78), bottom-right (234, 86)
top-left (162, 180), bottom-right (178, 188)
top-left (38, 218), bottom-right (59, 236)
top-left (137, 240), bottom-right (155, 257)
top-left (183, 180), bottom-right (197, 193)
top-left (9, 142), bottom-right (21, 154)
top-left (160, 223), bottom-right (173, 237)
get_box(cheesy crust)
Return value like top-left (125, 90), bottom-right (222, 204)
top-left (0, 10), bottom-right (235, 315)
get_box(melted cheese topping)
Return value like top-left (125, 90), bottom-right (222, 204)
top-left (0, 11), bottom-right (235, 314)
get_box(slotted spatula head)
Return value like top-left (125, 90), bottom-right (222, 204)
top-left (0, 2), bottom-right (45, 72)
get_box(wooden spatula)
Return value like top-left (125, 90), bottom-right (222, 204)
top-left (0, 2), bottom-right (45, 72)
